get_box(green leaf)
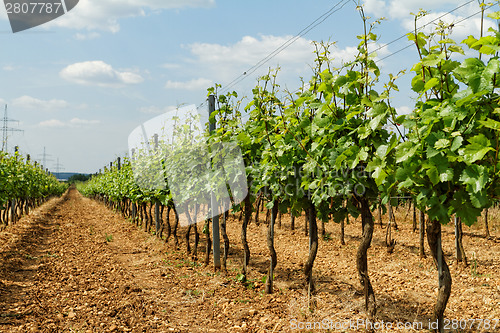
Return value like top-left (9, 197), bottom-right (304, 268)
top-left (376, 144), bottom-right (389, 158)
top-left (461, 134), bottom-right (494, 163)
top-left (479, 44), bottom-right (500, 55)
top-left (469, 191), bottom-right (488, 209)
top-left (452, 190), bottom-right (482, 226)
top-left (426, 166), bottom-right (439, 185)
top-left (422, 53), bottom-right (443, 67)
top-left (459, 164), bottom-right (489, 193)
top-left (424, 77), bottom-right (440, 91)
top-left (480, 58), bottom-right (499, 92)
top-left (427, 200), bottom-right (449, 224)
top-left (357, 147), bottom-right (369, 162)
top-left (396, 141), bottom-right (420, 163)
top-left (453, 58), bottom-right (484, 91)
top-left (434, 139), bottom-right (450, 150)
top-left (487, 11), bottom-right (500, 20)
top-left (372, 165), bottom-right (388, 186)
top-left (237, 131), bottom-right (252, 146)
top-left (369, 114), bottom-right (385, 131)
top-left (462, 35), bottom-right (479, 49)
top-left (450, 136), bottom-right (463, 151)
top-left (411, 74), bottom-right (425, 93)
top-left (478, 118), bottom-right (500, 131)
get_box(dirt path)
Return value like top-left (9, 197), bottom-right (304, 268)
top-left (0, 188), bottom-right (499, 332)
top-left (0, 189), bottom-right (265, 332)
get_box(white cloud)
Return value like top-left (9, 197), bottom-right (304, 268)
top-left (38, 118), bottom-right (100, 128)
top-left (60, 61), bottom-right (144, 87)
top-left (363, 0), bottom-right (462, 19)
top-left (139, 105), bottom-right (178, 114)
top-left (38, 119), bottom-right (66, 128)
top-left (3, 65), bottom-right (16, 71)
top-left (161, 63), bottom-right (182, 70)
top-left (331, 46), bottom-right (359, 65)
top-left (363, 1), bottom-right (496, 41)
top-left (387, 0), bottom-right (459, 18)
top-left (12, 96), bottom-right (69, 111)
top-left (46, 0), bottom-right (215, 32)
top-left (401, 11), bottom-right (497, 42)
top-left (74, 32), bottom-right (101, 40)
top-left (165, 78), bottom-right (213, 91)
top-left (182, 35), bottom-right (387, 92)
top-left (188, 35), bottom-right (315, 67)
top-left (70, 118), bottom-right (101, 126)
top-left (363, 0), bottom-right (387, 18)
top-left (184, 35), bottom-right (316, 85)
top-left (396, 105), bottom-right (413, 116)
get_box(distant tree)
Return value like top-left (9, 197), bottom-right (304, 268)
top-left (68, 174), bottom-right (91, 183)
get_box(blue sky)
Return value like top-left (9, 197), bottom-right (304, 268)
top-left (0, 0), bottom-right (498, 173)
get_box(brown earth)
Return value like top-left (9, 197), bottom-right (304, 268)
top-left (0, 188), bottom-right (499, 332)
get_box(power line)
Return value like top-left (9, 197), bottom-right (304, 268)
top-left (38, 146), bottom-right (54, 170)
top-left (369, 0), bottom-right (476, 58)
top-left (53, 157), bottom-right (64, 179)
top-left (205, 0), bottom-right (496, 114)
top-left (376, 1), bottom-right (498, 63)
top-left (218, 0), bottom-right (483, 100)
top-left (1, 104), bottom-right (23, 152)
top-left (219, 0), bottom-right (351, 95)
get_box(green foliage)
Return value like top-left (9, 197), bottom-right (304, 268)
top-left (0, 151), bottom-right (67, 208)
top-left (80, 4), bottom-right (500, 233)
top-left (67, 173), bottom-right (91, 183)
top-left (396, 10), bottom-right (500, 226)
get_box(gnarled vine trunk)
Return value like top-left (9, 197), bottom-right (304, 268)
top-left (221, 205), bottom-right (229, 272)
top-left (484, 208), bottom-right (490, 238)
top-left (204, 218), bottom-right (211, 266)
top-left (304, 204), bottom-right (318, 295)
top-left (165, 206), bottom-right (172, 243)
top-left (173, 207), bottom-right (179, 250)
top-left (265, 201), bottom-right (278, 294)
top-left (241, 194), bottom-right (252, 282)
top-left (427, 219), bottom-right (452, 333)
top-left (356, 196), bottom-right (376, 318)
top-left (193, 205), bottom-right (199, 260)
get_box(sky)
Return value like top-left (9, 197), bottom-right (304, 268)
top-left (0, 0), bottom-right (498, 174)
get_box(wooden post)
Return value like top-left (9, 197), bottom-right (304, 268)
top-left (419, 210), bottom-right (426, 258)
top-left (208, 95), bottom-right (221, 270)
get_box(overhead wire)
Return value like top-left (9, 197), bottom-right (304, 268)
top-left (218, 0), bottom-right (351, 95)
top-left (368, 0), bottom-right (476, 58)
top-left (202, 0), bottom-right (498, 113)
top-left (375, 0), bottom-right (497, 63)
top-left (198, 0), bottom-right (350, 110)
